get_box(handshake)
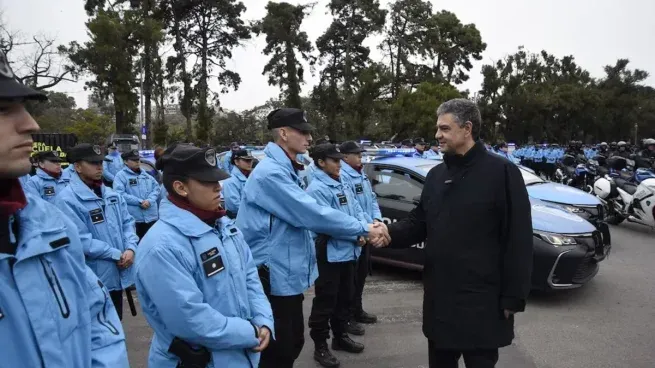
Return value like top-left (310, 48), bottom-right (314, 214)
top-left (366, 221), bottom-right (391, 248)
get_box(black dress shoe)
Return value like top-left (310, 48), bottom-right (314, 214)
top-left (332, 335), bottom-right (365, 354)
top-left (346, 321), bottom-right (365, 336)
top-left (314, 342), bottom-right (340, 367)
top-left (355, 310), bottom-right (378, 324)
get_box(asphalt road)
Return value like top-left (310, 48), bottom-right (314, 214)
top-left (123, 223), bottom-right (655, 368)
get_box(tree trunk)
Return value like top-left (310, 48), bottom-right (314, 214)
top-left (284, 41), bottom-right (301, 108)
top-left (197, 30), bottom-right (209, 145)
top-left (172, 13), bottom-right (193, 142)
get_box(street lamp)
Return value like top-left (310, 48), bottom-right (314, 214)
top-left (634, 122), bottom-right (638, 145)
top-left (494, 121), bottom-right (501, 143)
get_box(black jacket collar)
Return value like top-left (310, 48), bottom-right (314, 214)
top-left (443, 141), bottom-right (486, 169)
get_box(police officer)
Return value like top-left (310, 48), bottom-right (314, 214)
top-left (423, 141), bottom-right (442, 159)
top-left (24, 150), bottom-right (68, 202)
top-left (413, 139), bottom-right (427, 158)
top-left (236, 108), bottom-right (389, 368)
top-left (339, 141), bottom-right (382, 329)
top-left (222, 149), bottom-right (254, 218)
top-left (307, 144), bottom-right (369, 367)
top-left (0, 50), bottom-right (129, 367)
top-left (57, 143), bottom-right (139, 320)
top-left (135, 145), bottom-right (274, 367)
top-left (102, 142), bottom-right (123, 187)
top-left (113, 149), bottom-right (161, 239)
top-left (222, 141), bottom-right (241, 173)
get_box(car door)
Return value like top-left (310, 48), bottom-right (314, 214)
top-left (366, 164), bottom-right (425, 268)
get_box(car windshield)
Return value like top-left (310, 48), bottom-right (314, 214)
top-left (520, 167), bottom-right (545, 185)
top-left (414, 162), bottom-right (440, 177)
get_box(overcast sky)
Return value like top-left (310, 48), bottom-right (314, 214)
top-left (3, 0), bottom-right (654, 112)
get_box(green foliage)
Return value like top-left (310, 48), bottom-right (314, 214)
top-left (255, 2), bottom-right (314, 108)
top-left (391, 82), bottom-right (461, 138)
top-left (63, 109), bottom-right (115, 145)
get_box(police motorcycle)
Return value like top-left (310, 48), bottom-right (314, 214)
top-left (555, 153), bottom-right (596, 193)
top-left (593, 156), bottom-right (655, 227)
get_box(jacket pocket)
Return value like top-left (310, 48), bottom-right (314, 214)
top-left (96, 280), bottom-right (120, 335)
top-left (39, 257), bottom-right (70, 319)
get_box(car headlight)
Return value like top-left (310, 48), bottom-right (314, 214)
top-left (562, 205), bottom-right (584, 214)
top-left (534, 231), bottom-right (577, 246)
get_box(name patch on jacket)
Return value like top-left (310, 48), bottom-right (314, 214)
top-left (129, 178), bottom-right (137, 186)
top-left (337, 193), bottom-right (348, 206)
top-left (200, 248), bottom-right (225, 278)
top-left (89, 208), bottom-right (105, 224)
top-left (50, 237), bottom-right (70, 249)
top-left (354, 184), bottom-right (364, 194)
top-left (44, 186), bottom-right (55, 196)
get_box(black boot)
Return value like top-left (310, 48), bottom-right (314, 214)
top-left (346, 321), bottom-right (365, 336)
top-left (314, 341), bottom-right (340, 367)
top-left (332, 334), bottom-right (365, 353)
top-left (355, 310), bottom-right (378, 324)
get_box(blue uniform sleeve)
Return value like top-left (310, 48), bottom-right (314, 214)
top-left (113, 174), bottom-right (143, 206)
top-left (118, 195), bottom-right (139, 253)
top-left (146, 176), bottom-right (161, 205)
top-left (102, 161), bottom-right (116, 182)
top-left (306, 184), bottom-right (358, 242)
top-left (57, 197), bottom-right (123, 261)
top-left (59, 215), bottom-right (129, 368)
top-left (248, 171), bottom-right (369, 238)
top-left (370, 188), bottom-right (382, 221)
top-left (239, 237), bottom-right (275, 338)
top-left (222, 179), bottom-right (241, 214)
top-left (137, 245), bottom-right (260, 350)
top-left (24, 177), bottom-right (41, 198)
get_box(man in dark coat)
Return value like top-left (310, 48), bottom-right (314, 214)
top-left (382, 98), bottom-right (533, 368)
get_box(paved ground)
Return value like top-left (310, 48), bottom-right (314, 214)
top-left (123, 223), bottom-right (655, 368)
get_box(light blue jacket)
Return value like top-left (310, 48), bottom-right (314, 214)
top-left (306, 170), bottom-right (367, 262)
top-left (222, 151), bottom-right (234, 173)
top-left (102, 153), bottom-right (123, 183)
top-left (56, 175), bottom-right (139, 291)
top-left (18, 173), bottom-right (31, 188)
top-left (235, 143), bottom-right (370, 296)
top-left (0, 192), bottom-right (129, 367)
top-left (423, 149), bottom-right (442, 159)
top-left (62, 164), bottom-right (77, 183)
top-left (135, 199), bottom-right (274, 368)
top-left (24, 168), bottom-right (68, 203)
top-left (113, 167), bottom-right (160, 224)
top-left (340, 161), bottom-right (382, 223)
top-left (222, 167), bottom-right (248, 215)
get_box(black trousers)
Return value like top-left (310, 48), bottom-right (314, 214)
top-left (135, 221), bottom-right (156, 241)
top-left (309, 239), bottom-right (356, 342)
top-left (428, 341), bottom-right (499, 368)
top-left (109, 289), bottom-right (123, 320)
top-left (258, 267), bottom-right (305, 368)
top-left (351, 242), bottom-right (371, 317)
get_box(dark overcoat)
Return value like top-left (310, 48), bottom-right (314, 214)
top-left (387, 141), bottom-right (533, 349)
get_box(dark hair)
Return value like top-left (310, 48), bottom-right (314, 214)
top-left (154, 147), bottom-right (165, 160)
top-left (162, 171), bottom-right (188, 197)
top-left (436, 98), bottom-right (482, 139)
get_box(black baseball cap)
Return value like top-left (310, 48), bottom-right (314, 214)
top-left (34, 150), bottom-right (63, 163)
top-left (339, 141), bottom-right (364, 154)
top-left (68, 144), bottom-right (105, 163)
top-left (310, 143), bottom-right (344, 162)
top-left (267, 108), bottom-right (314, 132)
top-left (429, 140), bottom-right (439, 147)
top-left (121, 149), bottom-right (140, 161)
top-left (230, 142), bottom-right (240, 149)
top-left (232, 149), bottom-right (254, 160)
top-left (160, 145), bottom-right (229, 182)
top-left (0, 51), bottom-right (47, 101)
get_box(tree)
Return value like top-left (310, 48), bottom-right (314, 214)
top-left (391, 81), bottom-right (461, 138)
top-left (254, 2), bottom-right (314, 108)
top-left (0, 18), bottom-right (75, 90)
top-left (63, 109), bottom-right (116, 145)
top-left (27, 91), bottom-right (78, 133)
top-left (314, 0), bottom-right (387, 139)
top-left (61, 8), bottom-right (143, 133)
top-left (421, 11), bottom-right (486, 85)
top-left (181, 0), bottom-right (251, 144)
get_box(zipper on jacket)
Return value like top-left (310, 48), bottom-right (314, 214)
top-left (96, 280), bottom-right (120, 335)
top-left (39, 257), bottom-right (70, 318)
